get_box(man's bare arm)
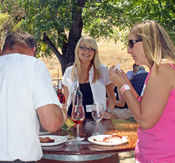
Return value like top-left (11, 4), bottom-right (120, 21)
top-left (37, 104), bottom-right (67, 132)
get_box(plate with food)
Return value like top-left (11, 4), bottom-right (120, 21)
top-left (88, 134), bottom-right (127, 146)
top-left (39, 135), bottom-right (67, 146)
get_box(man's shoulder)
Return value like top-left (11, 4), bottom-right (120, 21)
top-left (15, 53), bottom-right (47, 70)
top-left (126, 71), bottom-right (134, 79)
top-left (19, 54), bottom-right (44, 63)
top-left (0, 53), bottom-right (41, 63)
top-left (132, 73), bottom-right (148, 82)
top-left (127, 70), bottom-right (134, 74)
top-left (135, 72), bottom-right (148, 78)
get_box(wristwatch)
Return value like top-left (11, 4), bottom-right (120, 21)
top-left (105, 109), bottom-right (112, 114)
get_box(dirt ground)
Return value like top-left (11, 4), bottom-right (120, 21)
top-left (119, 151), bottom-right (135, 163)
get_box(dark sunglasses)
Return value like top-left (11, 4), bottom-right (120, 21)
top-left (128, 39), bottom-right (142, 49)
top-left (79, 46), bottom-right (96, 52)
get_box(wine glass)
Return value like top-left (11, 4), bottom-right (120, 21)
top-left (71, 104), bottom-right (85, 141)
top-left (92, 102), bottom-right (104, 135)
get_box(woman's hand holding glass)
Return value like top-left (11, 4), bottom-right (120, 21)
top-left (103, 111), bottom-right (111, 119)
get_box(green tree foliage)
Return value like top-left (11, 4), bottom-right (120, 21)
top-left (20, 0), bottom-right (87, 73)
top-left (83, 0), bottom-right (175, 43)
top-left (120, 0), bottom-right (175, 41)
top-left (0, 0), bottom-right (174, 74)
top-left (0, 0), bottom-right (25, 51)
top-left (0, 12), bottom-right (10, 46)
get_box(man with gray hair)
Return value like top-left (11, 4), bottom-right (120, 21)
top-left (137, 65), bottom-right (146, 72)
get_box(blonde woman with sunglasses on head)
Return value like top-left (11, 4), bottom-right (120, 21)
top-left (109, 20), bottom-right (175, 163)
top-left (62, 36), bottom-right (116, 119)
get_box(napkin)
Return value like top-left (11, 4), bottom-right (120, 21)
top-left (114, 63), bottom-right (122, 72)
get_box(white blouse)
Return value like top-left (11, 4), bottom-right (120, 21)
top-left (62, 64), bottom-right (111, 111)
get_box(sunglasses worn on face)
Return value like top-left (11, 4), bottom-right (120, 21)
top-left (79, 46), bottom-right (96, 52)
top-left (128, 39), bottom-right (142, 49)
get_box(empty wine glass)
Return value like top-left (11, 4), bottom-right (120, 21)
top-left (92, 102), bottom-right (104, 135)
top-left (71, 105), bottom-right (85, 141)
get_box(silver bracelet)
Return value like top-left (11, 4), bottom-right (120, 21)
top-left (105, 109), bottom-right (112, 114)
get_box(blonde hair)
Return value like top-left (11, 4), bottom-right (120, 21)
top-left (71, 36), bottom-right (101, 83)
top-left (130, 20), bottom-right (175, 71)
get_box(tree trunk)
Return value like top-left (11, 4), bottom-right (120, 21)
top-left (43, 0), bottom-right (87, 76)
top-left (43, 33), bottom-right (66, 74)
top-left (62, 0), bottom-right (87, 74)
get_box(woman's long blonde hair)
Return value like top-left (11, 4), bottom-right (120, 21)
top-left (71, 36), bottom-right (101, 83)
top-left (130, 20), bottom-right (175, 71)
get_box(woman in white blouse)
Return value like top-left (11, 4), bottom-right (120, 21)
top-left (62, 36), bottom-right (115, 119)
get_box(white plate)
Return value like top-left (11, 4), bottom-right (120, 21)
top-left (88, 135), bottom-right (127, 146)
top-left (39, 135), bottom-right (67, 146)
top-left (39, 132), bottom-right (51, 135)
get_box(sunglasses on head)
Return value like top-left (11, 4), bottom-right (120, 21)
top-left (128, 39), bottom-right (142, 49)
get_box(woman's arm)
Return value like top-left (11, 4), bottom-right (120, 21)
top-left (62, 85), bottom-right (69, 108)
top-left (116, 87), bottom-right (126, 107)
top-left (109, 64), bottom-right (174, 130)
top-left (122, 71), bottom-right (139, 99)
top-left (103, 83), bottom-right (116, 119)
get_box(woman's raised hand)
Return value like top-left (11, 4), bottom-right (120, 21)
top-left (109, 66), bottom-right (126, 88)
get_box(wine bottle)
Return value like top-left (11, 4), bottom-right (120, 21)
top-left (72, 79), bottom-right (85, 124)
top-left (73, 79), bottom-right (82, 106)
top-left (57, 80), bottom-right (65, 104)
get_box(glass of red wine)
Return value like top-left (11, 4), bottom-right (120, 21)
top-left (71, 104), bottom-right (85, 141)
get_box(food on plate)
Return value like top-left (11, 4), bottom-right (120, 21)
top-left (61, 117), bottom-right (75, 130)
top-left (103, 134), bottom-right (123, 143)
top-left (94, 134), bottom-right (123, 143)
top-left (39, 137), bottom-right (54, 143)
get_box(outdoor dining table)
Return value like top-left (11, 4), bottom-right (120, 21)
top-left (37, 118), bottom-right (139, 163)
